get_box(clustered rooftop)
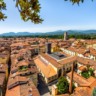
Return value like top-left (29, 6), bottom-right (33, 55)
top-left (0, 37), bottom-right (96, 96)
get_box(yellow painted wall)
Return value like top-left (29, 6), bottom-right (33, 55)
top-left (52, 46), bottom-right (60, 52)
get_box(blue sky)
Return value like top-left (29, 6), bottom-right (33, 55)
top-left (0, 0), bottom-right (96, 33)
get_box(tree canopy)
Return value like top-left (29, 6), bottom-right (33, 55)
top-left (92, 87), bottom-right (96, 96)
top-left (0, 0), bottom-right (43, 23)
top-left (0, 0), bottom-right (94, 23)
top-left (57, 77), bottom-right (69, 94)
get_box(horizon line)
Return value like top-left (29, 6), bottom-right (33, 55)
top-left (0, 29), bottom-right (96, 35)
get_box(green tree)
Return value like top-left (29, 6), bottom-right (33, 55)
top-left (0, 0), bottom-right (94, 23)
top-left (57, 77), bottom-right (69, 94)
top-left (92, 87), bottom-right (96, 96)
top-left (0, 0), bottom-right (7, 20)
top-left (81, 68), bottom-right (94, 79)
top-left (0, 0), bottom-right (43, 23)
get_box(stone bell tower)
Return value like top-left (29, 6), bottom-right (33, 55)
top-left (64, 32), bottom-right (68, 41)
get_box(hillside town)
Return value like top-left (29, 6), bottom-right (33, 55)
top-left (0, 32), bottom-right (96, 96)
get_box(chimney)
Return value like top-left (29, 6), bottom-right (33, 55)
top-left (52, 85), bottom-right (58, 96)
top-left (69, 62), bottom-right (74, 93)
top-left (46, 42), bottom-right (51, 54)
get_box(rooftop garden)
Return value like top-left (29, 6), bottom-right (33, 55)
top-left (19, 66), bottom-right (28, 71)
top-left (17, 56), bottom-right (24, 61)
top-left (81, 68), bottom-right (94, 79)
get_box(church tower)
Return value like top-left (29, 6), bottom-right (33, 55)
top-left (64, 32), bottom-right (68, 41)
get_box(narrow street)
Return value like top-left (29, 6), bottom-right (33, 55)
top-left (37, 74), bottom-right (51, 96)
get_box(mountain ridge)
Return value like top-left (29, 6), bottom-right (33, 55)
top-left (0, 30), bottom-right (96, 36)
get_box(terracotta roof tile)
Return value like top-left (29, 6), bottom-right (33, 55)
top-left (34, 56), bottom-right (57, 78)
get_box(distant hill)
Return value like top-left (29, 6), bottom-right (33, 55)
top-left (0, 30), bottom-right (96, 37)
